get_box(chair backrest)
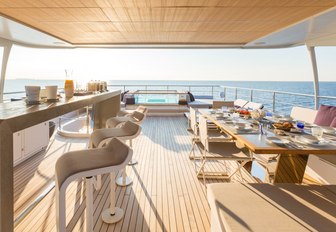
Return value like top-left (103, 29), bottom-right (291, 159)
top-left (136, 105), bottom-right (148, 114)
top-left (198, 115), bottom-right (209, 151)
top-left (234, 99), bottom-right (248, 108)
top-left (212, 101), bottom-right (234, 109)
top-left (290, 106), bottom-right (317, 124)
top-left (190, 107), bottom-right (198, 135)
top-left (244, 101), bottom-right (264, 110)
top-left (91, 121), bottom-right (141, 148)
top-left (131, 111), bottom-right (146, 124)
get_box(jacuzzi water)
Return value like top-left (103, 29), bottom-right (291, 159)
top-left (135, 95), bottom-right (178, 104)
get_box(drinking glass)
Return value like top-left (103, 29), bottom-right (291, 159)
top-left (312, 127), bottom-right (323, 139)
top-left (296, 121), bottom-right (305, 130)
top-left (221, 106), bottom-right (228, 113)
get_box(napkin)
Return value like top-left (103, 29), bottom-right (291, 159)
top-left (301, 135), bottom-right (319, 144)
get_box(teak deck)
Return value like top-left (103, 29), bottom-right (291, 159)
top-left (14, 116), bottom-right (256, 232)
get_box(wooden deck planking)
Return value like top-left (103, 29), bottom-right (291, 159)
top-left (14, 116), bottom-right (256, 232)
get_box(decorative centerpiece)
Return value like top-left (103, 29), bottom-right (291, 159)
top-left (250, 109), bottom-right (266, 121)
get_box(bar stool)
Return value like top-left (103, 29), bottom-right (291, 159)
top-left (55, 138), bottom-right (132, 232)
top-left (89, 121), bottom-right (141, 187)
top-left (106, 110), bottom-right (146, 128)
top-left (106, 110), bottom-right (146, 165)
top-left (117, 105), bottom-right (147, 117)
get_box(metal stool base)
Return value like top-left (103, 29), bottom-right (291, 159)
top-left (116, 176), bottom-right (133, 186)
top-left (102, 207), bottom-right (124, 224)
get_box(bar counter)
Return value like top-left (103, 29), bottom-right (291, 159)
top-left (0, 90), bottom-right (121, 232)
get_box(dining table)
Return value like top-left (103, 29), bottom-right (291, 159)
top-left (198, 109), bottom-right (336, 184)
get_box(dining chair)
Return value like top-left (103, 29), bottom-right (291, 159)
top-left (234, 99), bottom-right (249, 108)
top-left (196, 115), bottom-right (252, 185)
top-left (212, 101), bottom-right (234, 109)
top-left (189, 108), bottom-right (232, 163)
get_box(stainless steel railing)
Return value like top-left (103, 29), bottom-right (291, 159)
top-left (108, 84), bottom-right (336, 114)
top-left (2, 84), bottom-right (336, 114)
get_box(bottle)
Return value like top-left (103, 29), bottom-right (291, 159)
top-left (64, 79), bottom-right (74, 98)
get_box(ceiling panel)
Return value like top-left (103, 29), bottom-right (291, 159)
top-left (0, 0), bottom-right (335, 46)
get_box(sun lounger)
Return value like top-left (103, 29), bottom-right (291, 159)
top-left (208, 183), bottom-right (336, 232)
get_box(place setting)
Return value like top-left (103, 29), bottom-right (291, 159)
top-left (266, 123), bottom-right (335, 149)
top-left (25, 85), bottom-right (60, 105)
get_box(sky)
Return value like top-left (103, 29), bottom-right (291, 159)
top-left (4, 45), bottom-right (336, 82)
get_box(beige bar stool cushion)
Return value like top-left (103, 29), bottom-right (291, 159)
top-left (55, 138), bottom-right (132, 231)
top-left (117, 105), bottom-right (147, 117)
top-left (106, 111), bottom-right (146, 128)
top-left (55, 138), bottom-right (130, 190)
top-left (90, 121), bottom-right (140, 148)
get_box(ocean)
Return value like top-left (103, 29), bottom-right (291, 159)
top-left (4, 79), bottom-right (336, 114)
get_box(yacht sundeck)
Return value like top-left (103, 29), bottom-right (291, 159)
top-left (0, 1), bottom-right (336, 232)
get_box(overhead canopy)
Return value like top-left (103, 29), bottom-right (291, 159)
top-left (0, 0), bottom-right (336, 48)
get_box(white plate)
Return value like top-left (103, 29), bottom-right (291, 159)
top-left (266, 137), bottom-right (290, 145)
top-left (235, 124), bottom-right (252, 131)
top-left (321, 126), bottom-right (336, 134)
top-left (294, 136), bottom-right (328, 146)
top-left (303, 122), bottom-right (316, 128)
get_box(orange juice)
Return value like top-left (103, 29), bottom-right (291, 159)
top-left (64, 79), bottom-right (74, 98)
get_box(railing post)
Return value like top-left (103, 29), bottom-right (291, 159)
top-left (272, 92), bottom-right (276, 112)
top-left (123, 85), bottom-right (125, 92)
top-left (250, 90), bottom-right (253, 101)
top-left (211, 86), bottom-right (214, 99)
top-left (235, 88), bottom-right (237, 100)
top-left (223, 87), bottom-right (226, 100)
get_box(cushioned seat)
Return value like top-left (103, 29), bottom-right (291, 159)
top-left (290, 106), bottom-right (317, 124)
top-left (55, 139), bottom-right (129, 189)
top-left (244, 101), bottom-right (263, 110)
top-left (314, 104), bottom-right (336, 126)
top-left (90, 121), bottom-right (140, 148)
top-left (106, 111), bottom-right (146, 128)
top-left (117, 105), bottom-right (147, 117)
top-left (212, 101), bottom-right (234, 109)
top-left (234, 99), bottom-right (248, 108)
top-left (208, 183), bottom-right (336, 232)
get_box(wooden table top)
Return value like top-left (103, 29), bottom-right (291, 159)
top-left (199, 109), bottom-right (336, 155)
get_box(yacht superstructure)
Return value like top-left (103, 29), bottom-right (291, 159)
top-left (1, 1), bottom-right (336, 232)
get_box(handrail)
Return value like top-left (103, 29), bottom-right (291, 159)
top-left (2, 84), bottom-right (335, 114)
